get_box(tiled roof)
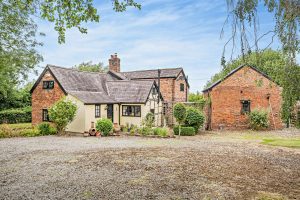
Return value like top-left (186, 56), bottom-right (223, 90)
top-left (106, 80), bottom-right (154, 103)
top-left (33, 65), bottom-right (156, 104)
top-left (122, 68), bottom-right (183, 79)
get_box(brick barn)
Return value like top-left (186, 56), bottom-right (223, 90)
top-left (203, 65), bottom-right (284, 130)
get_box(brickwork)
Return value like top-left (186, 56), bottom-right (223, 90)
top-left (108, 53), bottom-right (120, 72)
top-left (204, 66), bottom-right (283, 130)
top-left (31, 70), bottom-right (65, 125)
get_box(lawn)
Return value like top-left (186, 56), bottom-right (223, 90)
top-left (261, 138), bottom-right (300, 148)
top-left (0, 131), bottom-right (299, 199)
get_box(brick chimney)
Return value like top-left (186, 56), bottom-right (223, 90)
top-left (108, 53), bottom-right (120, 72)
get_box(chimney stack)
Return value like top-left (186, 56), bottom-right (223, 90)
top-left (108, 53), bottom-right (120, 72)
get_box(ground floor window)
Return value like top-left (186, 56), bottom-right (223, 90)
top-left (122, 105), bottom-right (141, 117)
top-left (42, 109), bottom-right (49, 121)
top-left (241, 100), bottom-right (250, 114)
top-left (95, 104), bottom-right (100, 117)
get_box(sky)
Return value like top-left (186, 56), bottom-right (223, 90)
top-left (34, 0), bottom-right (285, 92)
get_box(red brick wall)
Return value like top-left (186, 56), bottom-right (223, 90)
top-left (173, 72), bottom-right (188, 102)
top-left (31, 70), bottom-right (65, 125)
top-left (205, 66), bottom-right (283, 130)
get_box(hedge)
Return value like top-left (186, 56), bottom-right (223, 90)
top-left (0, 107), bottom-right (31, 124)
top-left (173, 126), bottom-right (195, 136)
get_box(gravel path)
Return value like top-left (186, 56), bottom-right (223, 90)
top-left (0, 133), bottom-right (299, 200)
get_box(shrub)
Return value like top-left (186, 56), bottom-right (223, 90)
top-left (0, 124), bottom-right (41, 138)
top-left (248, 109), bottom-right (269, 130)
top-left (130, 125), bottom-right (138, 135)
top-left (0, 107), bottom-right (31, 124)
top-left (173, 126), bottom-right (195, 136)
top-left (173, 103), bottom-right (187, 137)
top-left (143, 112), bottom-right (155, 128)
top-left (185, 107), bottom-right (205, 133)
top-left (138, 127), bottom-right (153, 136)
top-left (38, 123), bottom-right (57, 135)
top-left (96, 118), bottom-right (113, 136)
top-left (121, 126), bottom-right (128, 132)
top-left (20, 128), bottom-right (41, 137)
top-left (153, 127), bottom-right (168, 137)
top-left (48, 98), bottom-right (77, 134)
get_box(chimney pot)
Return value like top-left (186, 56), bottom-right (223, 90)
top-left (108, 53), bottom-right (120, 72)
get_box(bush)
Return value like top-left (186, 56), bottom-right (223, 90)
top-left (173, 103), bottom-right (186, 124)
top-left (96, 118), bottom-right (113, 136)
top-left (138, 127), bottom-right (153, 136)
top-left (48, 98), bottom-right (77, 134)
top-left (0, 107), bottom-right (31, 124)
top-left (143, 113), bottom-right (155, 128)
top-left (185, 107), bottom-right (205, 133)
top-left (20, 128), bottom-right (41, 137)
top-left (248, 109), bottom-right (269, 130)
top-left (153, 127), bottom-right (168, 137)
top-left (0, 123), bottom-right (41, 138)
top-left (38, 123), bottom-right (57, 135)
top-left (173, 126), bottom-right (195, 136)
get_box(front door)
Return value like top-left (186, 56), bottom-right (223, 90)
top-left (107, 104), bottom-right (114, 122)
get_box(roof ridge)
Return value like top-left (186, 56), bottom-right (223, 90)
top-left (106, 79), bottom-right (154, 82)
top-left (47, 64), bottom-right (107, 75)
top-left (122, 67), bottom-right (183, 73)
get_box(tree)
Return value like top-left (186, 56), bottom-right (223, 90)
top-left (173, 103), bottom-right (186, 138)
top-left (1, 0), bottom-right (141, 44)
top-left (188, 92), bottom-right (206, 110)
top-left (73, 61), bottom-right (108, 72)
top-left (48, 98), bottom-right (77, 134)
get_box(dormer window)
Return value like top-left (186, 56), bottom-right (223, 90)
top-left (43, 81), bottom-right (54, 89)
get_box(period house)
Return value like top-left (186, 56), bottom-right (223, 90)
top-left (31, 54), bottom-right (189, 133)
top-left (203, 65), bottom-right (283, 130)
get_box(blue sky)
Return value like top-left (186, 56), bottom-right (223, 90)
top-left (35, 0), bottom-right (285, 92)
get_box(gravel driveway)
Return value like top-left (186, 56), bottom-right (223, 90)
top-left (0, 133), bottom-right (299, 200)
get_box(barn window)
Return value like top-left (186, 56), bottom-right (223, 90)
top-left (43, 81), bottom-right (54, 89)
top-left (95, 104), bottom-right (101, 117)
top-left (241, 100), bottom-right (251, 114)
top-left (180, 83), bottom-right (184, 91)
top-left (122, 105), bottom-right (141, 117)
top-left (42, 109), bottom-right (49, 121)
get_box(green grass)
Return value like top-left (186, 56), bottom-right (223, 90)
top-left (261, 138), bottom-right (300, 149)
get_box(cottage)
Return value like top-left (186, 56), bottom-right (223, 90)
top-left (31, 54), bottom-right (189, 133)
top-left (203, 65), bottom-right (283, 130)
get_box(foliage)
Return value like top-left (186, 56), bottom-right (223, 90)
top-left (0, 123), bottom-right (40, 138)
top-left (248, 109), bottom-right (269, 130)
top-left (73, 61), bottom-right (108, 73)
top-left (224, 0), bottom-right (299, 61)
top-left (0, 82), bottom-right (33, 111)
top-left (143, 112), bottom-right (155, 128)
top-left (96, 118), bottom-right (113, 136)
top-left (38, 123), bottom-right (57, 135)
top-left (138, 127), bottom-right (153, 136)
top-left (173, 126), bottom-right (195, 136)
top-left (173, 103), bottom-right (187, 137)
top-left (205, 49), bottom-right (287, 88)
top-left (48, 98), bottom-right (77, 134)
top-left (185, 107), bottom-right (205, 133)
top-left (0, 1), bottom-right (42, 107)
top-left (173, 103), bottom-right (186, 125)
top-left (0, 107), bottom-right (31, 124)
top-left (188, 92), bottom-right (206, 110)
top-left (153, 127), bottom-right (168, 137)
top-left (129, 125), bottom-right (138, 135)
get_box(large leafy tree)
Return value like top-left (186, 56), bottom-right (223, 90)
top-left (0, 0), bottom-right (140, 110)
top-left (73, 61), bottom-right (108, 72)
